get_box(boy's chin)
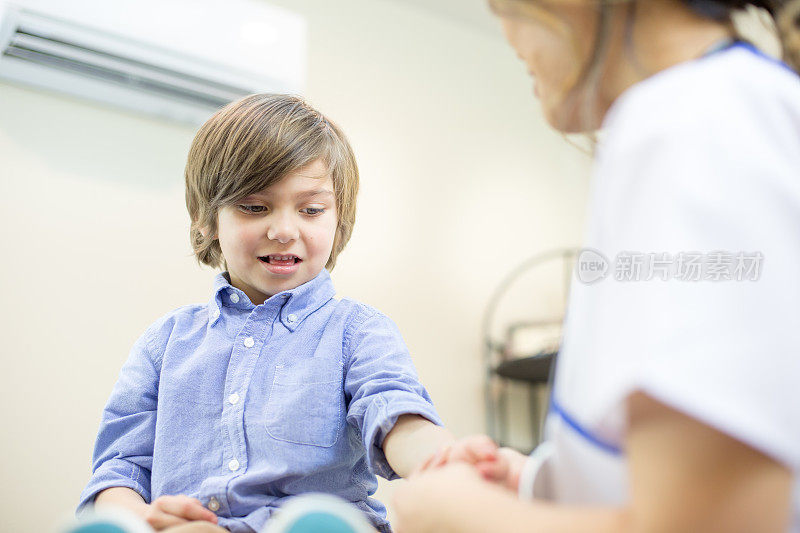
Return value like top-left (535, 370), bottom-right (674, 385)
top-left (262, 269), bottom-right (321, 292)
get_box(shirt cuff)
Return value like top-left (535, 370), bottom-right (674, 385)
top-left (76, 461), bottom-right (152, 515)
top-left (362, 391), bottom-right (443, 480)
top-left (518, 441), bottom-right (555, 501)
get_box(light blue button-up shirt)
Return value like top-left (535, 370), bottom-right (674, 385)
top-left (78, 269), bottom-right (442, 532)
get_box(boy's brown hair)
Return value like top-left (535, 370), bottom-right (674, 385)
top-left (185, 94), bottom-right (359, 271)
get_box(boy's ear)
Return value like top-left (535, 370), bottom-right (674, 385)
top-left (199, 225), bottom-right (216, 240)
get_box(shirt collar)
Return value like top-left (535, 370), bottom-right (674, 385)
top-left (207, 269), bottom-right (336, 331)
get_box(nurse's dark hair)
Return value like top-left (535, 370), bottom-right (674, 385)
top-left (489, 0), bottom-right (799, 133)
top-left (685, 1), bottom-right (800, 71)
top-left (490, 0), bottom-right (800, 72)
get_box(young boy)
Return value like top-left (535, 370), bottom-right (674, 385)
top-left (77, 94), bottom-right (454, 533)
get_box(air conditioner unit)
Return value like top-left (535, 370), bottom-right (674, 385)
top-left (0, 0), bottom-right (306, 125)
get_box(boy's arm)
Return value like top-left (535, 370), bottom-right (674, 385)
top-left (95, 486), bottom-right (148, 511)
top-left (343, 308), bottom-right (444, 480)
top-left (78, 328), bottom-right (160, 513)
top-left (382, 414), bottom-right (454, 478)
top-left (95, 487), bottom-right (219, 530)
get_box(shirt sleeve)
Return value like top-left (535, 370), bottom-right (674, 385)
top-left (76, 326), bottom-right (161, 513)
top-left (343, 306), bottom-right (443, 480)
top-left (584, 91), bottom-right (800, 470)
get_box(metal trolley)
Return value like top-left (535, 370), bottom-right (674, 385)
top-left (483, 248), bottom-right (579, 451)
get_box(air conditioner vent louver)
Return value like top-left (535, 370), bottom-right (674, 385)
top-left (5, 29), bottom-right (251, 109)
top-left (0, 2), bottom-right (306, 125)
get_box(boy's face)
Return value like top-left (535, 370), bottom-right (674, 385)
top-left (216, 158), bottom-right (338, 305)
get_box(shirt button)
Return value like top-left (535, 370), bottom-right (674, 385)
top-left (208, 497), bottom-right (220, 512)
top-left (228, 459), bottom-right (240, 471)
top-left (228, 393), bottom-right (240, 405)
top-left (287, 313), bottom-right (297, 323)
top-left (243, 337), bottom-right (255, 348)
top-left (229, 292), bottom-right (240, 303)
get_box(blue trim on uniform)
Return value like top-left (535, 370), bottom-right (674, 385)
top-left (549, 396), bottom-right (623, 456)
top-left (715, 40), bottom-right (796, 75)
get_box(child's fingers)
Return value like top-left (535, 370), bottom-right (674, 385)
top-left (468, 434), bottom-right (500, 460)
top-left (476, 457), bottom-right (510, 484)
top-left (161, 523), bottom-right (228, 533)
top-left (419, 448), bottom-right (442, 472)
top-left (151, 495), bottom-right (218, 524)
top-left (181, 502), bottom-right (219, 523)
top-left (465, 444), bottom-right (497, 464)
top-left (433, 444), bottom-right (452, 468)
top-left (430, 445), bottom-right (448, 468)
top-left (419, 437), bottom-right (501, 474)
top-left (412, 446), bottom-right (445, 475)
top-left (448, 437), bottom-right (498, 465)
top-left (144, 504), bottom-right (190, 530)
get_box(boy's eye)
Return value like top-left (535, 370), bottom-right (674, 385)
top-left (238, 205), bottom-right (266, 214)
top-left (301, 207), bottom-right (325, 216)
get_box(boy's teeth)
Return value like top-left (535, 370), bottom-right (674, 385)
top-left (267, 255), bottom-right (297, 263)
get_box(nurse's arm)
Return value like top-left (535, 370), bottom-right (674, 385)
top-left (487, 391), bottom-right (792, 532)
top-left (624, 390), bottom-right (792, 532)
top-left (392, 392), bottom-right (792, 532)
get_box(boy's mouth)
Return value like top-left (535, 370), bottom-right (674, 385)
top-left (259, 254), bottom-right (302, 265)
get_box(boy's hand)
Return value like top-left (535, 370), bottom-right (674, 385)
top-left (415, 434), bottom-right (498, 474)
top-left (474, 446), bottom-right (528, 492)
top-left (162, 522), bottom-right (229, 532)
top-left (415, 435), bottom-right (528, 492)
top-left (143, 495), bottom-right (219, 531)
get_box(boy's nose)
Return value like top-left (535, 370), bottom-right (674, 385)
top-left (266, 214), bottom-right (299, 244)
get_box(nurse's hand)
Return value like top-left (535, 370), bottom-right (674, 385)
top-left (392, 462), bottom-right (496, 533)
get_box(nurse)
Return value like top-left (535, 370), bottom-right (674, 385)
top-left (392, 0), bottom-right (800, 531)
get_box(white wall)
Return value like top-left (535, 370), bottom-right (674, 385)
top-left (0, 0), bottom-right (591, 530)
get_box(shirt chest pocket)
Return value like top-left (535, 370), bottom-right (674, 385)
top-left (264, 357), bottom-right (344, 448)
